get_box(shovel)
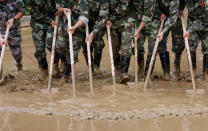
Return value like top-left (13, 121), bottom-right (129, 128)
top-left (0, 25), bottom-right (10, 80)
top-left (67, 12), bottom-right (76, 98)
top-left (85, 24), bottom-right (94, 96)
top-left (107, 25), bottom-right (116, 96)
top-left (144, 19), bottom-right (165, 89)
top-left (181, 16), bottom-right (198, 94)
top-left (42, 16), bottom-right (60, 94)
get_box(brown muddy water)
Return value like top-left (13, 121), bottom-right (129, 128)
top-left (1, 12), bottom-right (208, 130)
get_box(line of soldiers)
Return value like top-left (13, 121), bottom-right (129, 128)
top-left (0, 0), bottom-right (208, 84)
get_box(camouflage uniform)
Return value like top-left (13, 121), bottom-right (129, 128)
top-left (82, 0), bottom-right (109, 71)
top-left (131, 0), bottom-right (156, 77)
top-left (0, 0), bottom-right (25, 67)
top-left (108, 0), bottom-right (135, 83)
top-left (141, 0), bottom-right (179, 78)
top-left (186, 0), bottom-right (208, 79)
top-left (45, 0), bottom-right (62, 77)
top-left (26, 0), bottom-right (53, 71)
top-left (56, 0), bottom-right (89, 78)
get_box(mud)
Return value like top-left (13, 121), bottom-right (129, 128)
top-left (1, 112), bottom-right (208, 131)
top-left (1, 11), bottom-right (208, 130)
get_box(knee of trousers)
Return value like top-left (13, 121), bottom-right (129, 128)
top-left (119, 45), bottom-right (133, 57)
top-left (12, 51), bottom-right (22, 63)
top-left (92, 40), bottom-right (105, 50)
top-left (34, 49), bottom-right (47, 59)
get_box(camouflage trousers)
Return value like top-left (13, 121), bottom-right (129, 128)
top-left (187, 18), bottom-right (208, 54)
top-left (137, 19), bottom-right (167, 54)
top-left (189, 30), bottom-right (208, 53)
top-left (160, 17), bottom-right (185, 54)
top-left (0, 32), bottom-right (22, 63)
top-left (46, 26), bottom-right (63, 65)
top-left (112, 18), bottom-right (135, 58)
top-left (31, 27), bottom-right (48, 69)
top-left (81, 24), bottom-right (105, 67)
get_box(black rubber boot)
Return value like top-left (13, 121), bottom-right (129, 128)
top-left (203, 53), bottom-right (208, 81)
top-left (186, 51), bottom-right (197, 81)
top-left (119, 56), bottom-right (131, 84)
top-left (16, 59), bottom-right (23, 71)
top-left (53, 54), bottom-right (60, 78)
top-left (93, 50), bottom-right (102, 68)
top-left (159, 51), bottom-right (170, 80)
top-left (114, 56), bottom-right (121, 72)
top-left (38, 57), bottom-right (48, 70)
top-left (138, 52), bottom-right (144, 78)
top-left (93, 50), bottom-right (103, 75)
top-left (144, 53), bottom-right (156, 77)
top-left (191, 51), bottom-right (197, 71)
top-left (62, 63), bottom-right (71, 83)
top-left (174, 53), bottom-right (182, 79)
top-left (38, 57), bottom-right (48, 81)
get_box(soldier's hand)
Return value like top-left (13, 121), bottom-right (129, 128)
top-left (0, 39), bottom-right (8, 47)
top-left (51, 20), bottom-right (58, 28)
top-left (106, 20), bottom-right (112, 28)
top-left (67, 26), bottom-right (75, 34)
top-left (6, 18), bottom-right (14, 28)
top-left (183, 31), bottom-right (190, 39)
top-left (160, 13), bottom-right (166, 21)
top-left (134, 30), bottom-right (140, 39)
top-left (157, 32), bottom-right (164, 42)
top-left (63, 8), bottom-right (72, 16)
top-left (179, 10), bottom-right (184, 17)
top-left (85, 33), bottom-right (94, 44)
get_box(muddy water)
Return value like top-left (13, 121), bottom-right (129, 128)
top-left (1, 11), bottom-right (208, 130)
top-left (1, 112), bottom-right (208, 131)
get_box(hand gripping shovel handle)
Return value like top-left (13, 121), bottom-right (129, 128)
top-left (0, 25), bottom-right (10, 74)
top-left (47, 16), bottom-right (60, 91)
top-left (85, 24), bottom-right (94, 96)
top-left (144, 19), bottom-right (165, 89)
top-left (67, 12), bottom-right (76, 98)
top-left (181, 16), bottom-right (196, 92)
top-left (107, 25), bottom-right (116, 95)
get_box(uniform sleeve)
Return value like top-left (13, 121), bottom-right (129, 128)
top-left (78, 0), bottom-right (89, 25)
top-left (92, 0), bottom-right (109, 35)
top-left (162, 0), bottom-right (179, 33)
top-left (187, 1), bottom-right (204, 33)
top-left (56, 0), bottom-right (63, 8)
top-left (16, 0), bottom-right (25, 13)
top-left (142, 0), bottom-right (155, 23)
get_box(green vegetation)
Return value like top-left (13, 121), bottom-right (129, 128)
top-left (24, 6), bottom-right (30, 16)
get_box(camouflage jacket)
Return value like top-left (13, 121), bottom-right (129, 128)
top-left (158, 0), bottom-right (180, 33)
top-left (179, 0), bottom-right (185, 11)
top-left (131, 0), bottom-right (156, 23)
top-left (89, 0), bottom-right (109, 35)
top-left (0, 0), bottom-right (25, 34)
top-left (46, 0), bottom-right (57, 22)
top-left (187, 0), bottom-right (208, 33)
top-left (108, 0), bottom-right (133, 22)
top-left (26, 0), bottom-right (53, 29)
top-left (56, 0), bottom-right (89, 25)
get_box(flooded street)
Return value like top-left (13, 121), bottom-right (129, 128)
top-left (1, 13), bottom-right (208, 130)
top-left (1, 112), bottom-right (208, 131)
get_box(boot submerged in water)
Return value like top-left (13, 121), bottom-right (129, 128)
top-left (186, 51), bottom-right (197, 81)
top-left (203, 53), bottom-right (208, 81)
top-left (119, 56), bottom-right (130, 84)
top-left (138, 52), bottom-right (144, 79)
top-left (174, 53), bottom-right (182, 80)
top-left (159, 51), bottom-right (170, 80)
